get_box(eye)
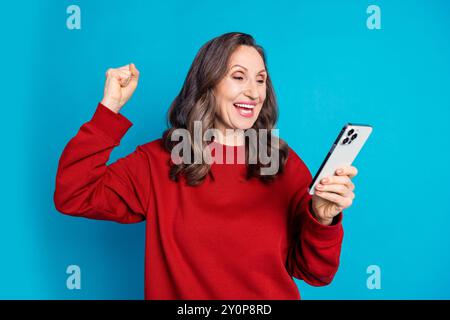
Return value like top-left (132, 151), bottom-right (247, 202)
top-left (257, 79), bottom-right (265, 84)
top-left (233, 76), bottom-right (244, 80)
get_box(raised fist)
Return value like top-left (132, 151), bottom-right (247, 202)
top-left (100, 63), bottom-right (140, 113)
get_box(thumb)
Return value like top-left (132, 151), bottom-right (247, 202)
top-left (129, 63), bottom-right (140, 82)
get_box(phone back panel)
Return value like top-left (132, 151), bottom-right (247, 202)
top-left (308, 123), bottom-right (373, 195)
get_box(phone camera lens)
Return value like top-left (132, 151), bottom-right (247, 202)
top-left (351, 133), bottom-right (358, 140)
top-left (348, 129), bottom-right (354, 136)
top-left (343, 137), bottom-right (349, 144)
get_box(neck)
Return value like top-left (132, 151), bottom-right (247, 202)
top-left (214, 124), bottom-right (245, 146)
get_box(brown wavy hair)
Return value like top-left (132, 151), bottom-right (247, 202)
top-left (162, 32), bottom-right (289, 186)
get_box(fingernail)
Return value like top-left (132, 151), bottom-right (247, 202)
top-left (321, 178), bottom-right (328, 183)
top-left (337, 169), bottom-right (343, 174)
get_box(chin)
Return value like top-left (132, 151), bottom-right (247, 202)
top-left (231, 118), bottom-right (257, 130)
top-left (229, 111), bottom-right (261, 130)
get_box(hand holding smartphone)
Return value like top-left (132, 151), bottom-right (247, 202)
top-left (308, 123), bottom-right (373, 195)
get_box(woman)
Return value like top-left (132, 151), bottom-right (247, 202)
top-left (54, 32), bottom-right (357, 300)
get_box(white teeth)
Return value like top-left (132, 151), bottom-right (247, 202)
top-left (234, 103), bottom-right (254, 109)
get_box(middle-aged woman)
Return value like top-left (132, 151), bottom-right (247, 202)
top-left (54, 32), bottom-right (357, 299)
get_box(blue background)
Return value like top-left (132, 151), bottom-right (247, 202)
top-left (1, 0), bottom-right (449, 299)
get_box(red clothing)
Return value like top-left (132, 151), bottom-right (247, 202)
top-left (54, 102), bottom-right (344, 300)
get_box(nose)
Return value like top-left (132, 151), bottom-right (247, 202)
top-left (244, 79), bottom-right (259, 101)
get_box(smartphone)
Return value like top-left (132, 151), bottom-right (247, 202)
top-left (308, 123), bottom-right (373, 195)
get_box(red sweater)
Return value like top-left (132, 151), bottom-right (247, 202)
top-left (54, 102), bottom-right (344, 300)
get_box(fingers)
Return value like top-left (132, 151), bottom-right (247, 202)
top-left (106, 68), bottom-right (130, 79)
top-left (316, 183), bottom-right (355, 199)
top-left (314, 190), bottom-right (353, 209)
top-left (117, 70), bottom-right (131, 86)
top-left (336, 165), bottom-right (358, 178)
top-left (106, 68), bottom-right (132, 87)
top-left (315, 165), bottom-right (357, 209)
top-left (319, 175), bottom-right (354, 191)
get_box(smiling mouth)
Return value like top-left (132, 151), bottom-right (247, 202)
top-left (233, 103), bottom-right (255, 118)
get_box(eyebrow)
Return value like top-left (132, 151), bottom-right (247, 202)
top-left (230, 64), bottom-right (267, 74)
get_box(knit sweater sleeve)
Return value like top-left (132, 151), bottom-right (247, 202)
top-left (53, 102), bottom-right (151, 224)
top-left (284, 148), bottom-right (344, 286)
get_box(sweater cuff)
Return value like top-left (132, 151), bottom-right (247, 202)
top-left (90, 102), bottom-right (133, 142)
top-left (304, 199), bottom-right (343, 242)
